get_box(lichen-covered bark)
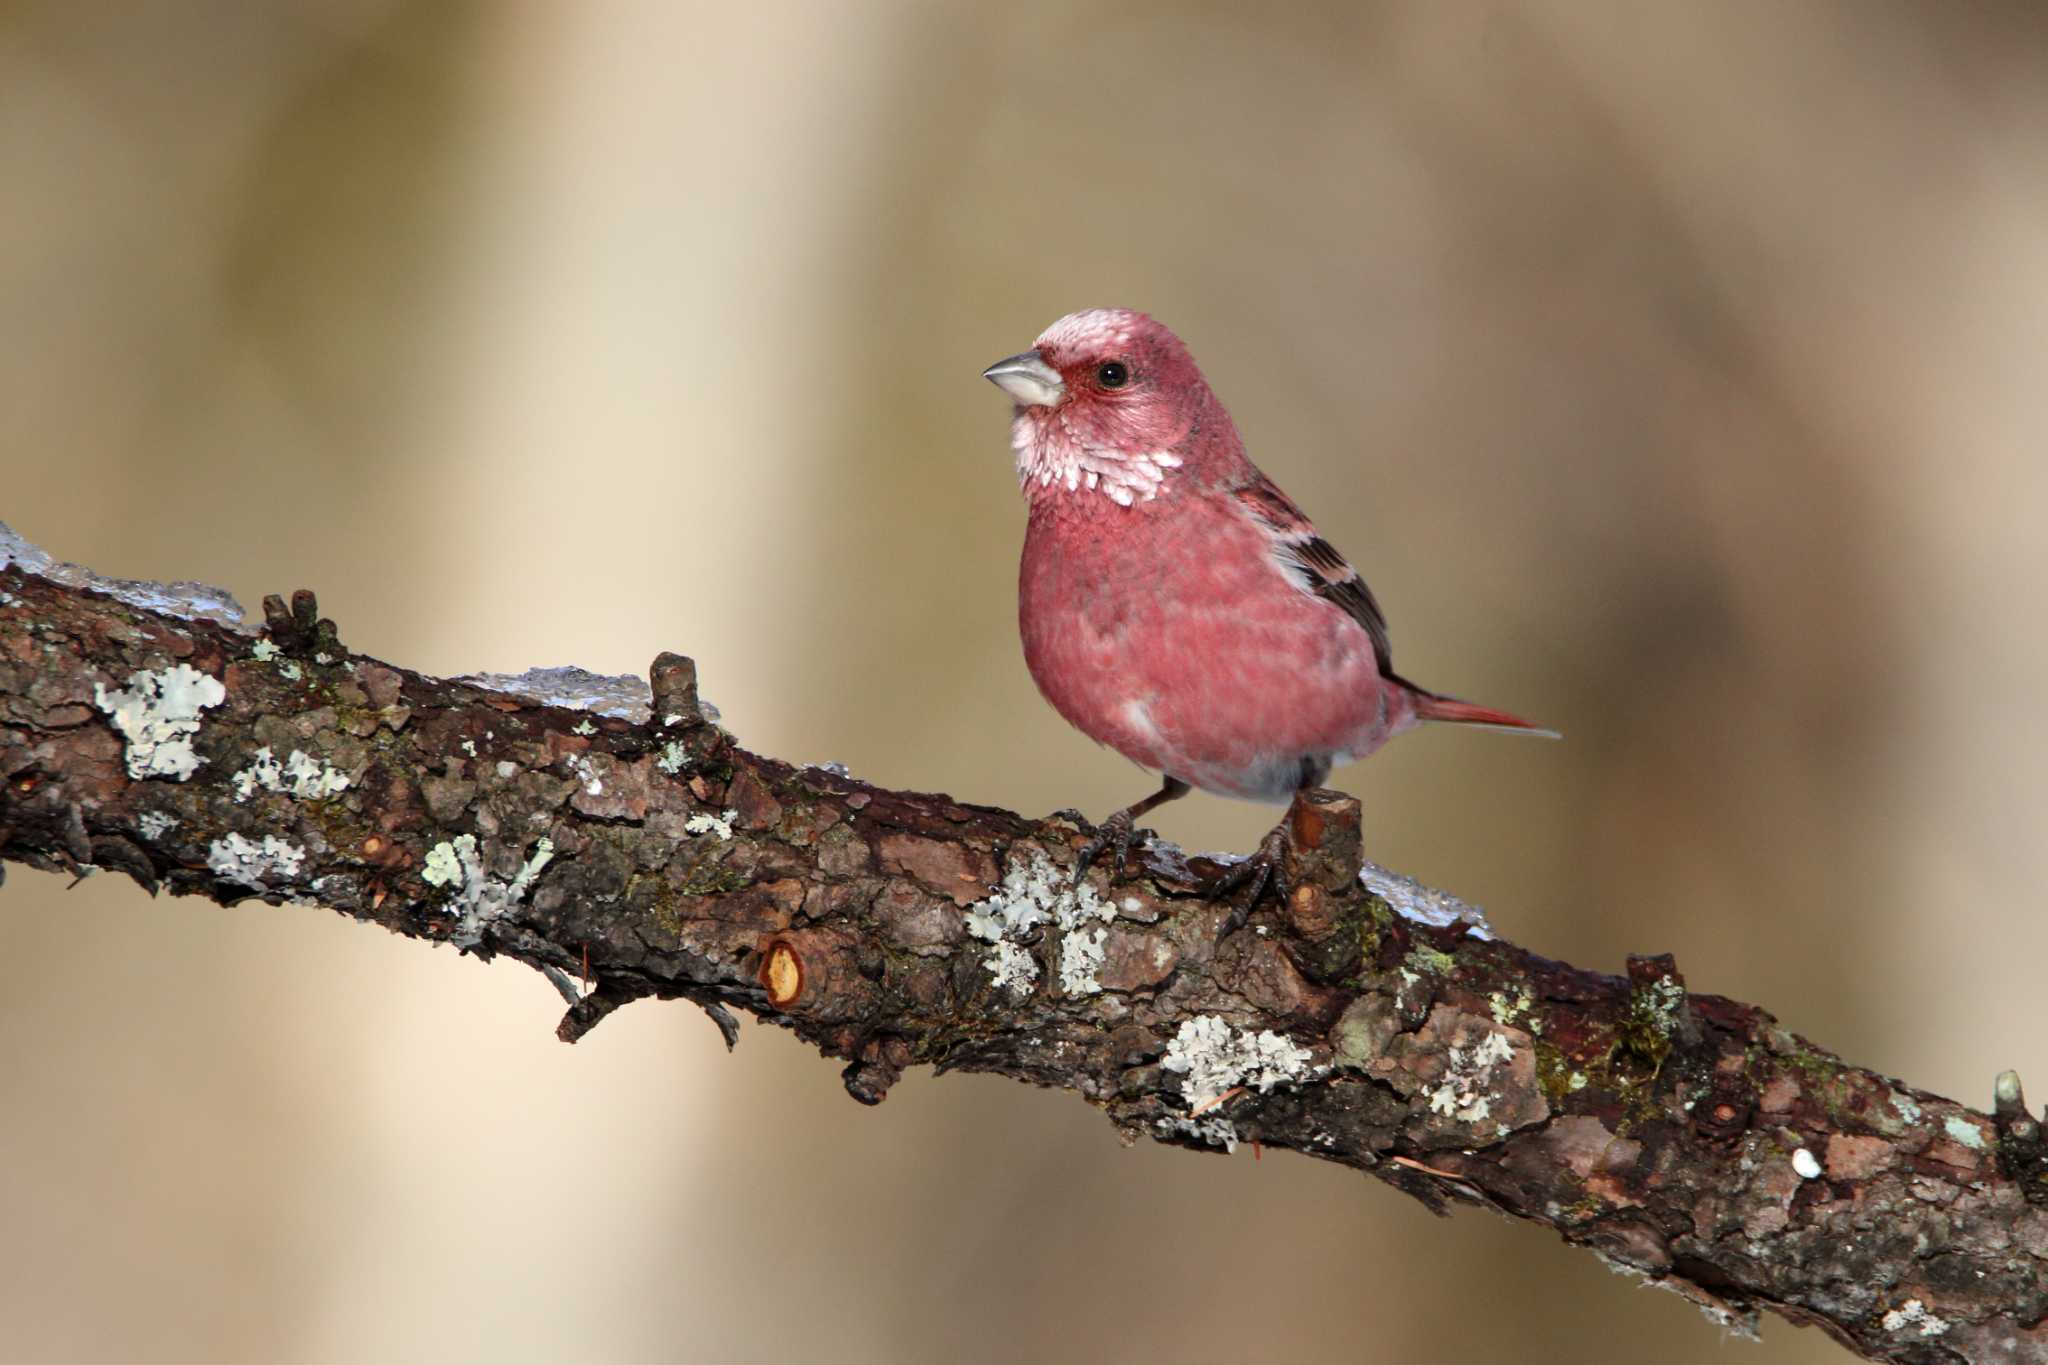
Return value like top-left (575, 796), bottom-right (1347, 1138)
top-left (2, 540), bottom-right (2045, 1364)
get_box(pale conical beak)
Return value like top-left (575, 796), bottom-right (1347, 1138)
top-left (981, 350), bottom-right (1064, 407)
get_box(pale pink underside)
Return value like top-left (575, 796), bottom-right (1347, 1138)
top-left (1019, 485), bottom-right (1410, 802)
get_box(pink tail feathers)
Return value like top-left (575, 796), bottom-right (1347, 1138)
top-left (1409, 689), bottom-right (1560, 739)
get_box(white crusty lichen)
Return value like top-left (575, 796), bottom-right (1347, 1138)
top-left (1155, 1114), bottom-right (1239, 1152)
top-left (1426, 1029), bottom-right (1517, 1122)
top-left (1161, 1015), bottom-right (1317, 1112)
top-left (1880, 1299), bottom-right (1950, 1338)
top-left (961, 856), bottom-right (1050, 995)
top-left (1636, 975), bottom-right (1687, 1038)
top-left (985, 939), bottom-right (1040, 995)
top-left (963, 850), bottom-right (1115, 997)
top-left (684, 809), bottom-right (736, 839)
top-left (421, 832), bottom-right (555, 947)
top-left (93, 664), bottom-right (228, 781)
top-left (1054, 866), bottom-right (1114, 995)
top-left (206, 832), bottom-right (306, 890)
top-left (136, 810), bottom-right (177, 840)
top-left (566, 753), bottom-right (603, 796)
top-left (230, 745), bottom-right (349, 802)
top-left (656, 740), bottom-right (689, 774)
top-left (1058, 926), bottom-right (1109, 995)
top-left (964, 891), bottom-right (1044, 944)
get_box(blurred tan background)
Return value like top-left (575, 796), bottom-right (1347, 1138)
top-left (5, 2), bottom-right (2047, 1361)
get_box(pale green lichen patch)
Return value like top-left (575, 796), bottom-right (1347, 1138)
top-left (1330, 993), bottom-right (1400, 1071)
top-left (1490, 986), bottom-right (1534, 1027)
top-left (421, 840), bottom-right (464, 887)
top-left (1639, 975), bottom-right (1685, 1035)
top-left (1615, 974), bottom-right (1686, 1072)
top-left (422, 832), bottom-right (555, 947)
top-left (1401, 944), bottom-right (1456, 985)
top-left (1943, 1114), bottom-right (1987, 1150)
top-left (1863, 1089), bottom-right (1923, 1137)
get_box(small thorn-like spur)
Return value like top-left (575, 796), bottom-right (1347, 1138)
top-left (1074, 776), bottom-right (1191, 885)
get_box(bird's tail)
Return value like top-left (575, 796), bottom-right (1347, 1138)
top-left (1399, 678), bottom-right (1560, 739)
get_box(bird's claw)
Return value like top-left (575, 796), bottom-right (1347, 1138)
top-left (1075, 810), bottom-right (1143, 885)
top-left (1205, 822), bottom-right (1295, 939)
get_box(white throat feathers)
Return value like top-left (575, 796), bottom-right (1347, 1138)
top-left (1011, 409), bottom-right (1183, 507)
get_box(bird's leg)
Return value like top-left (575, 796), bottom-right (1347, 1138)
top-left (1075, 776), bottom-right (1191, 883)
top-left (1207, 789), bottom-right (1311, 938)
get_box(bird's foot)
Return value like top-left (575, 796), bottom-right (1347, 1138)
top-left (1075, 810), bottom-right (1150, 885)
top-left (1205, 819), bottom-right (1295, 940)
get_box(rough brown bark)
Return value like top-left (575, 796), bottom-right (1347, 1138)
top-left (2, 528), bottom-right (2044, 1363)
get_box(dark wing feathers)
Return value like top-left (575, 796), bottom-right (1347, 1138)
top-left (1233, 477), bottom-right (1394, 677)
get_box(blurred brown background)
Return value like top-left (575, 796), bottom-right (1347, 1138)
top-left (5, 3), bottom-right (2047, 1361)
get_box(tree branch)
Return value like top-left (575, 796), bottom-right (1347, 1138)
top-left (2, 525), bottom-right (2043, 1363)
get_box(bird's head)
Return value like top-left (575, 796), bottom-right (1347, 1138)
top-left (983, 308), bottom-right (1240, 506)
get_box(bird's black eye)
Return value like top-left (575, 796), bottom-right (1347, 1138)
top-left (1096, 361), bottom-right (1129, 389)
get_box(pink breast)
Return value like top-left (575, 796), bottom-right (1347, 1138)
top-left (1019, 490), bottom-right (1396, 800)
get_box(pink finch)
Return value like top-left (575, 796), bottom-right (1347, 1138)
top-left (983, 307), bottom-right (1552, 912)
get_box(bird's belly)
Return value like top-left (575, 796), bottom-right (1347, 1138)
top-left (1020, 514), bottom-right (1394, 802)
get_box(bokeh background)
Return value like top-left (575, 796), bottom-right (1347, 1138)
top-left (6, 3), bottom-right (2047, 1361)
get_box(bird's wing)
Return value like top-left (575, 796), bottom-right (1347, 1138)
top-left (1233, 475), bottom-right (1393, 677)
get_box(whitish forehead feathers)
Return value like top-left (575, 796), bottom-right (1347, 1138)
top-left (1035, 308), bottom-right (1146, 356)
